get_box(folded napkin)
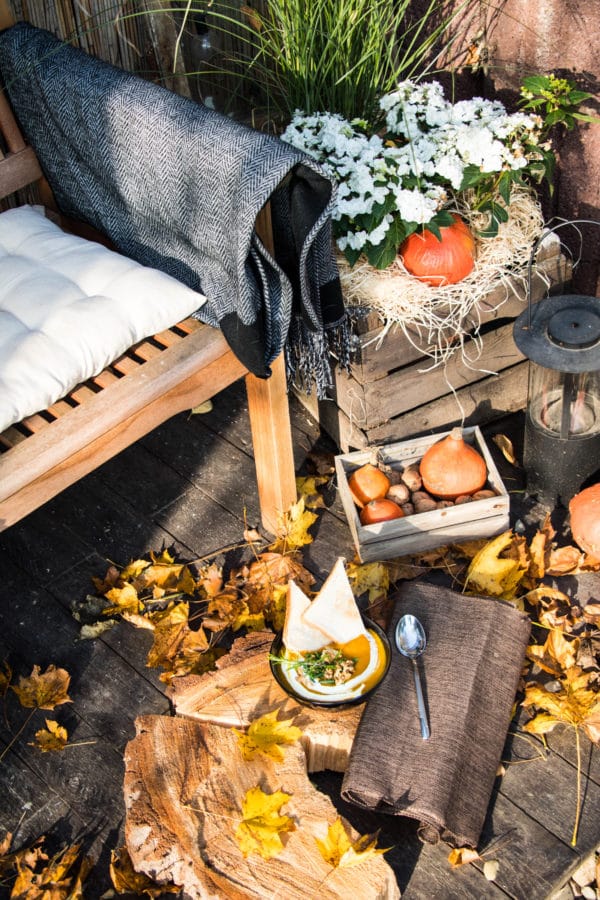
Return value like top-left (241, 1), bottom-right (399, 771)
top-left (341, 581), bottom-right (530, 848)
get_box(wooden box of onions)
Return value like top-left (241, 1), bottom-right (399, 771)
top-left (335, 426), bottom-right (509, 563)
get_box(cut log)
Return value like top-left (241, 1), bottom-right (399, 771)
top-left (124, 714), bottom-right (400, 899)
top-left (168, 631), bottom-right (362, 773)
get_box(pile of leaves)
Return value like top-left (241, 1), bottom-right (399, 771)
top-left (2, 469), bottom-right (599, 895)
top-left (81, 496), bottom-right (320, 684)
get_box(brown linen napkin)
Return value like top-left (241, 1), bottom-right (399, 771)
top-left (341, 581), bottom-right (530, 848)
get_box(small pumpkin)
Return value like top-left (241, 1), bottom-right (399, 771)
top-left (400, 214), bottom-right (476, 286)
top-left (419, 427), bottom-right (487, 499)
top-left (569, 483), bottom-right (600, 560)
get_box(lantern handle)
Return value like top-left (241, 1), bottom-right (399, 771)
top-left (527, 217), bottom-right (600, 329)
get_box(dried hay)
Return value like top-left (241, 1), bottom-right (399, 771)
top-left (337, 188), bottom-right (547, 372)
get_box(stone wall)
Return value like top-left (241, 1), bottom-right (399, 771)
top-left (481, 0), bottom-right (600, 293)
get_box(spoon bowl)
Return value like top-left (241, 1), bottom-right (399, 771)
top-left (395, 614), bottom-right (430, 740)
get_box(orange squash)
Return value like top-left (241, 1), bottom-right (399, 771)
top-left (419, 427), bottom-right (487, 499)
top-left (400, 214), bottom-right (476, 286)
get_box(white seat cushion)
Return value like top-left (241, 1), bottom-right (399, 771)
top-left (0, 205), bottom-right (206, 432)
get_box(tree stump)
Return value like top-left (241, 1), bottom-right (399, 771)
top-left (168, 631), bottom-right (362, 773)
top-left (124, 634), bottom-right (400, 899)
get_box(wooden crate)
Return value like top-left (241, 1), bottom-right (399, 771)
top-left (335, 426), bottom-right (509, 562)
top-left (296, 246), bottom-right (570, 451)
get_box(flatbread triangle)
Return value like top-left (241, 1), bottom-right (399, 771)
top-left (302, 556), bottom-right (368, 645)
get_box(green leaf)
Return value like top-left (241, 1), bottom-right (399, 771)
top-left (365, 234), bottom-right (398, 269)
top-left (343, 246), bottom-right (361, 267)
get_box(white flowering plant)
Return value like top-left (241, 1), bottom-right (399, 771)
top-left (282, 76), bottom-right (592, 269)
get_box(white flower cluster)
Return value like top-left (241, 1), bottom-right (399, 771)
top-left (281, 80), bottom-right (543, 260)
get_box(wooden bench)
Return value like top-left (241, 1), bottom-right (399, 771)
top-left (0, 7), bottom-right (296, 535)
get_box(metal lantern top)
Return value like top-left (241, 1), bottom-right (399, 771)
top-left (513, 293), bottom-right (600, 373)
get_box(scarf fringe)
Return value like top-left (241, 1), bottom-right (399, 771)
top-left (285, 315), bottom-right (352, 399)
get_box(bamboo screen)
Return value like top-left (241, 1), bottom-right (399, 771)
top-left (4, 0), bottom-right (262, 107)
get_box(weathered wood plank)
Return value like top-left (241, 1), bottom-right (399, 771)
top-left (298, 362), bottom-right (530, 452)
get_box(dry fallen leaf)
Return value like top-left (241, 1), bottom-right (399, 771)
top-left (270, 497), bottom-right (318, 553)
top-left (346, 561), bottom-right (390, 607)
top-left (315, 817), bottom-right (389, 869)
top-left (492, 433), bottom-right (518, 465)
top-left (296, 475), bottom-right (328, 509)
top-left (11, 665), bottom-right (71, 710)
top-left (30, 718), bottom-right (68, 752)
top-left (110, 846), bottom-right (181, 896)
top-left (526, 627), bottom-right (579, 676)
top-left (483, 859), bottom-right (500, 881)
top-left (448, 846), bottom-right (481, 867)
top-left (234, 709), bottom-right (302, 761)
top-left (235, 786), bottom-right (295, 860)
top-left (11, 840), bottom-right (91, 899)
top-left (463, 531), bottom-right (527, 600)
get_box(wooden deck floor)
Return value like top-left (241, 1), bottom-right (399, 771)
top-left (0, 383), bottom-right (598, 899)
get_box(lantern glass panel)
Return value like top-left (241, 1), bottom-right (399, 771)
top-left (527, 362), bottom-right (600, 439)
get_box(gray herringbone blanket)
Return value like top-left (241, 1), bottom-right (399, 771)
top-left (0, 22), bottom-right (349, 394)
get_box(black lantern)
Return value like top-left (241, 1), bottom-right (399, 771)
top-left (513, 292), bottom-right (600, 507)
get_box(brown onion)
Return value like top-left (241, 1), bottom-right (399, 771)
top-left (348, 463), bottom-right (390, 508)
top-left (419, 428), bottom-right (487, 500)
top-left (569, 483), bottom-right (600, 560)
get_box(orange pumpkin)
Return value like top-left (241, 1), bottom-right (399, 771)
top-left (400, 214), bottom-right (476, 286)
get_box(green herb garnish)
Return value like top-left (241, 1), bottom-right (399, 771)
top-left (270, 647), bottom-right (358, 686)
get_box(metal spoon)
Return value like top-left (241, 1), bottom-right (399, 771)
top-left (395, 614), bottom-right (430, 740)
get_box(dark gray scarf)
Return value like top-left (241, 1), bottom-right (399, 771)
top-left (0, 22), bottom-right (350, 395)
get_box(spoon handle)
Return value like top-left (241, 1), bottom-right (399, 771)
top-left (411, 659), bottom-right (430, 740)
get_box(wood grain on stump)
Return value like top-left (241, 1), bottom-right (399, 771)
top-left (168, 631), bottom-right (362, 773)
top-left (124, 634), bottom-right (400, 898)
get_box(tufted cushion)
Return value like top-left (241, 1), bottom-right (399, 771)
top-left (0, 205), bottom-right (206, 433)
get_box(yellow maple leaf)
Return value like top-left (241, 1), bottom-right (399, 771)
top-left (522, 661), bottom-right (600, 845)
top-left (296, 475), bottom-right (328, 509)
top-left (11, 665), bottom-right (71, 710)
top-left (12, 841), bottom-right (92, 899)
top-left (30, 718), bottom-right (68, 752)
top-left (526, 627), bottom-right (579, 676)
top-left (270, 497), bottom-right (318, 553)
top-left (235, 786), bottom-right (295, 860)
top-left (523, 666), bottom-right (600, 738)
top-left (110, 846), bottom-right (181, 896)
top-left (145, 601), bottom-right (216, 681)
top-left (119, 558), bottom-right (151, 581)
top-left (103, 582), bottom-right (140, 616)
top-left (234, 709), bottom-right (302, 761)
top-left (448, 846), bottom-right (481, 867)
top-left (346, 561), bottom-right (390, 607)
top-left (463, 531), bottom-right (527, 600)
top-left (315, 817), bottom-right (388, 869)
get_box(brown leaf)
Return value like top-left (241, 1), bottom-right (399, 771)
top-left (546, 545), bottom-right (586, 575)
top-left (12, 840), bottom-right (91, 899)
top-left (30, 718), bottom-right (68, 752)
top-left (306, 450), bottom-right (335, 476)
top-left (11, 665), bottom-right (71, 710)
top-left (110, 846), bottom-right (181, 895)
